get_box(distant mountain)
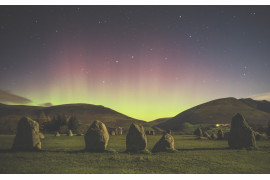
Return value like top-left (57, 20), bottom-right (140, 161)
top-left (0, 103), bottom-right (145, 134)
top-left (240, 98), bottom-right (270, 114)
top-left (156, 97), bottom-right (270, 131)
top-left (147, 117), bottom-right (171, 126)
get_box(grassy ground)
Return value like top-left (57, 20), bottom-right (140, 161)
top-left (0, 134), bottom-right (270, 173)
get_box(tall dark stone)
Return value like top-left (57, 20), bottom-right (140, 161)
top-left (84, 120), bottom-right (109, 152)
top-left (194, 128), bottom-right (203, 137)
top-left (12, 117), bottom-right (41, 151)
top-left (126, 123), bottom-right (147, 152)
top-left (228, 113), bottom-right (256, 149)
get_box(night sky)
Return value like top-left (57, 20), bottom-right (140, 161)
top-left (0, 6), bottom-right (270, 120)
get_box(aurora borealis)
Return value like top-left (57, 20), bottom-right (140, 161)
top-left (1, 6), bottom-right (270, 121)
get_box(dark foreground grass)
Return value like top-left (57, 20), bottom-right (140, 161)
top-left (0, 134), bottom-right (270, 173)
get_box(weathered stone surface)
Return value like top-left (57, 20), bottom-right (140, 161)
top-left (150, 130), bottom-right (155, 135)
top-left (117, 127), bottom-right (123, 135)
top-left (55, 131), bottom-right (60, 136)
top-left (228, 113), bottom-right (256, 149)
top-left (12, 117), bottom-right (41, 151)
top-left (202, 130), bottom-right (211, 139)
top-left (67, 130), bottom-right (73, 136)
top-left (39, 132), bottom-right (45, 139)
top-left (126, 123), bottom-right (147, 152)
top-left (84, 120), bottom-right (109, 152)
top-left (217, 129), bottom-right (225, 140)
top-left (111, 130), bottom-right (116, 135)
top-left (194, 128), bottom-right (203, 137)
top-left (152, 133), bottom-right (174, 152)
top-left (211, 133), bottom-right (217, 140)
top-left (166, 129), bottom-right (172, 134)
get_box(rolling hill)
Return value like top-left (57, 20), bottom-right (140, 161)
top-left (156, 97), bottom-right (270, 131)
top-left (146, 117), bottom-right (171, 127)
top-left (0, 103), bottom-right (145, 134)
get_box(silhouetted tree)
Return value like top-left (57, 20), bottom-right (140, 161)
top-left (47, 114), bottom-right (68, 132)
top-left (68, 115), bottom-right (79, 132)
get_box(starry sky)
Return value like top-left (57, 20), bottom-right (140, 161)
top-left (0, 6), bottom-right (270, 121)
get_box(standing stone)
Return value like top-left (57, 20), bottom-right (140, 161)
top-left (55, 131), bottom-right (60, 136)
top-left (194, 128), bottom-right (203, 137)
top-left (145, 130), bottom-right (150, 135)
top-left (217, 129), bottom-right (225, 140)
top-left (150, 130), bottom-right (155, 135)
top-left (84, 120), bottom-right (109, 152)
top-left (152, 133), bottom-right (174, 152)
top-left (12, 117), bottom-right (41, 151)
top-left (228, 113), bottom-right (256, 149)
top-left (67, 130), bottom-right (73, 136)
top-left (202, 130), bottom-right (211, 139)
top-left (166, 129), bottom-right (172, 135)
top-left (211, 133), bottom-right (217, 140)
top-left (117, 127), bottom-right (123, 135)
top-left (111, 130), bottom-right (116, 136)
top-left (126, 123), bottom-right (147, 152)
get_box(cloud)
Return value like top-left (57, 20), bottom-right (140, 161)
top-left (0, 89), bottom-right (32, 104)
top-left (40, 103), bottom-right (53, 107)
top-left (249, 92), bottom-right (270, 101)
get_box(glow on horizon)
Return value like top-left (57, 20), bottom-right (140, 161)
top-left (16, 52), bottom-right (242, 121)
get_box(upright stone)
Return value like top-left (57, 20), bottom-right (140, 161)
top-left (126, 123), bottom-right (147, 152)
top-left (55, 131), bottom-right (60, 136)
top-left (152, 133), bottom-right (174, 152)
top-left (228, 113), bottom-right (256, 149)
top-left (117, 127), bottom-right (123, 135)
top-left (84, 120), bottom-right (109, 152)
top-left (111, 130), bottom-right (116, 135)
top-left (194, 128), bottom-right (203, 137)
top-left (202, 130), bottom-right (211, 139)
top-left (12, 117), bottom-right (41, 151)
top-left (67, 130), bottom-right (73, 136)
top-left (211, 133), bottom-right (217, 140)
top-left (217, 129), bottom-right (225, 140)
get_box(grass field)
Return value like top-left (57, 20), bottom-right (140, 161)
top-left (0, 134), bottom-right (270, 174)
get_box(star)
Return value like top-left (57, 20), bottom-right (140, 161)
top-left (115, 60), bottom-right (119, 63)
top-left (102, 80), bottom-right (105, 84)
top-left (55, 29), bottom-right (58, 33)
top-left (178, 15), bottom-right (182, 19)
top-left (131, 56), bottom-right (134, 59)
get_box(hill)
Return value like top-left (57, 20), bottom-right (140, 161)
top-left (147, 117), bottom-right (171, 126)
top-left (0, 103), bottom-right (145, 134)
top-left (156, 97), bottom-right (270, 131)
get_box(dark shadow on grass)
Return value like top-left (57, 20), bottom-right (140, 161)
top-left (177, 147), bottom-right (230, 151)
